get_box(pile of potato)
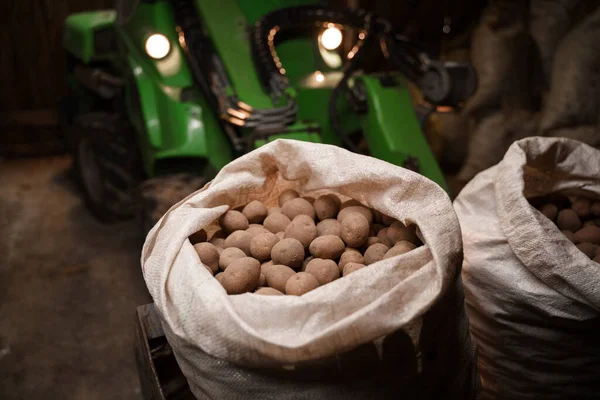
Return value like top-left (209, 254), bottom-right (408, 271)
top-left (190, 190), bottom-right (422, 295)
top-left (534, 195), bottom-right (600, 262)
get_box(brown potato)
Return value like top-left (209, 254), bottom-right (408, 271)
top-left (339, 249), bottom-right (364, 272)
top-left (284, 215), bottom-right (317, 248)
top-left (268, 207), bottom-right (282, 216)
top-left (328, 195), bottom-right (342, 208)
top-left (215, 272), bottom-right (224, 284)
top-left (343, 262), bottom-right (366, 276)
top-left (571, 198), bottom-right (592, 218)
top-left (194, 242), bottom-right (220, 274)
top-left (576, 243), bottom-right (597, 259)
top-left (594, 255), bottom-right (600, 264)
top-left (596, 246), bottom-right (600, 257)
top-left (224, 230), bottom-right (253, 255)
top-left (219, 210), bottom-right (249, 233)
top-left (561, 230), bottom-right (576, 243)
top-left (264, 264), bottom-right (296, 292)
top-left (271, 238), bottom-right (305, 269)
top-left (301, 256), bottom-right (313, 272)
top-left (573, 226), bottom-right (600, 245)
top-left (314, 195), bottom-right (340, 221)
top-left (364, 237), bottom-right (381, 248)
top-left (276, 231), bottom-right (285, 240)
top-left (377, 228), bottom-right (394, 247)
top-left (309, 235), bottom-right (345, 259)
top-left (246, 225), bottom-right (269, 236)
top-left (220, 257), bottom-right (261, 294)
top-left (202, 264), bottom-right (214, 275)
top-left (209, 237), bottom-right (225, 248)
top-left (255, 287), bottom-right (284, 295)
top-left (556, 209), bottom-right (582, 232)
top-left (305, 258), bottom-right (340, 285)
top-left (250, 232), bottom-right (280, 261)
top-left (189, 229), bottom-right (207, 244)
top-left (364, 243), bottom-right (390, 265)
top-left (369, 224), bottom-right (385, 237)
top-left (263, 213), bottom-right (292, 233)
top-left (282, 198), bottom-right (316, 221)
top-left (219, 247), bottom-right (246, 270)
top-left (210, 229), bottom-right (227, 240)
top-left (303, 196), bottom-right (316, 204)
top-left (279, 189), bottom-right (300, 206)
top-left (261, 260), bottom-right (274, 275)
top-left (242, 201), bottom-right (268, 223)
top-left (285, 272), bottom-right (320, 295)
top-left (337, 206), bottom-right (373, 224)
top-left (592, 202), bottom-right (600, 217)
top-left (340, 213), bottom-right (370, 247)
top-left (340, 199), bottom-right (362, 209)
top-left (258, 273), bottom-right (266, 287)
top-left (387, 222), bottom-right (420, 245)
top-left (381, 214), bottom-right (396, 226)
top-left (316, 219), bottom-right (341, 237)
top-left (538, 204), bottom-right (558, 221)
top-left (383, 241), bottom-right (417, 259)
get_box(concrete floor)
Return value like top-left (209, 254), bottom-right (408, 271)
top-left (0, 155), bottom-right (152, 399)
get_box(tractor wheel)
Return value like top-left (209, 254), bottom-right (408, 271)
top-left (138, 174), bottom-right (207, 238)
top-left (73, 112), bottom-right (143, 222)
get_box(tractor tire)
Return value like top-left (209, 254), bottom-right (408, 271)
top-left (73, 112), bottom-right (143, 222)
top-left (138, 174), bottom-right (207, 238)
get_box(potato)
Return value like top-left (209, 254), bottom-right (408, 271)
top-left (279, 189), bottom-right (300, 206)
top-left (328, 195), bottom-right (342, 208)
top-left (363, 243), bottom-right (390, 265)
top-left (576, 243), bottom-right (597, 259)
top-left (242, 201), bottom-right (268, 223)
top-left (276, 231), bottom-right (285, 240)
top-left (193, 242), bottom-right (220, 274)
top-left (316, 219), bottom-right (341, 237)
top-left (556, 209), bottom-right (582, 232)
top-left (305, 258), bottom-right (340, 285)
top-left (343, 262), bottom-right (366, 276)
top-left (592, 201), bottom-right (600, 217)
top-left (365, 237), bottom-right (381, 247)
top-left (337, 206), bottom-right (373, 224)
top-left (370, 224), bottom-right (385, 236)
top-left (210, 229), bottom-right (227, 240)
top-left (561, 230), bottom-right (576, 243)
top-left (220, 257), bottom-right (261, 294)
top-left (387, 222), bottom-right (420, 245)
top-left (285, 272), bottom-right (320, 295)
top-left (338, 249), bottom-right (364, 272)
top-left (596, 246), bottom-right (600, 258)
top-left (202, 264), bottom-right (214, 275)
top-left (219, 210), bottom-right (249, 233)
top-left (224, 230), bottom-right (253, 255)
top-left (263, 213), bottom-right (292, 233)
top-left (309, 235), bottom-right (345, 259)
top-left (377, 228), bottom-right (393, 247)
top-left (215, 272), bottom-right (224, 284)
top-left (209, 237), bottom-right (225, 248)
top-left (573, 226), bottom-right (600, 245)
top-left (250, 232), bottom-right (280, 261)
top-left (340, 213), bottom-right (369, 247)
top-left (264, 264), bottom-right (296, 292)
top-left (571, 198), bottom-right (592, 218)
top-left (282, 198), bottom-right (316, 221)
top-left (314, 195), bottom-right (340, 221)
top-left (268, 207), bottom-right (282, 216)
top-left (594, 255), bottom-right (600, 264)
top-left (284, 215), bottom-right (317, 248)
top-left (538, 204), bottom-right (558, 221)
top-left (261, 260), bottom-right (274, 275)
top-left (383, 241), bottom-right (417, 259)
top-left (258, 273), bottom-right (266, 287)
top-left (247, 226), bottom-right (269, 236)
top-left (381, 214), bottom-right (396, 226)
top-left (189, 229), bottom-right (207, 244)
top-left (303, 196), bottom-right (316, 204)
top-left (271, 238), bottom-right (305, 269)
top-left (340, 199), bottom-right (362, 209)
top-left (255, 287), bottom-right (284, 296)
top-left (219, 247), bottom-right (246, 270)
top-left (301, 256), bottom-right (313, 272)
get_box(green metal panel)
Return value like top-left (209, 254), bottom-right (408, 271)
top-left (357, 75), bottom-right (448, 190)
top-left (63, 11), bottom-right (116, 62)
top-left (254, 132), bottom-right (322, 148)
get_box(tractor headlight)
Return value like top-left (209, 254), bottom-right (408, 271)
top-left (145, 34), bottom-right (170, 60)
top-left (320, 27), bottom-right (342, 50)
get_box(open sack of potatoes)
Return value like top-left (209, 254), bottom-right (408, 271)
top-left (455, 137), bottom-right (600, 400)
top-left (141, 139), bottom-right (479, 399)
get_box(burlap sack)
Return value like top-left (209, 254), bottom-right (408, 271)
top-left (455, 137), bottom-right (600, 400)
top-left (142, 139), bottom-right (479, 399)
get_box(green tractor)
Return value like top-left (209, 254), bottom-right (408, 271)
top-left (62, 0), bottom-right (475, 233)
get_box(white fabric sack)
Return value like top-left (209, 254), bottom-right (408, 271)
top-left (142, 139), bottom-right (479, 399)
top-left (455, 137), bottom-right (600, 400)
